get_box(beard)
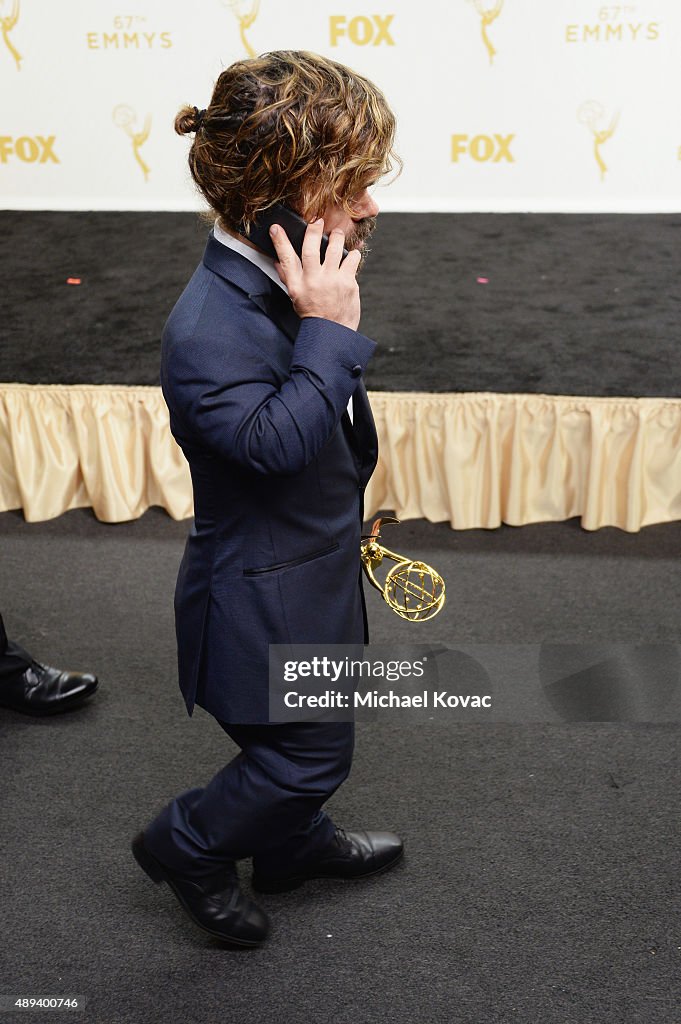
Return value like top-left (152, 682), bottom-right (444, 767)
top-left (347, 216), bottom-right (377, 271)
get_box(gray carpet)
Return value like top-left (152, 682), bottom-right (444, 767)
top-left (2, 508), bottom-right (681, 1023)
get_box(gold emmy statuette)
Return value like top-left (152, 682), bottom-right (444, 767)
top-left (112, 105), bottom-right (151, 182)
top-left (1, 0), bottom-right (22, 70)
top-left (577, 100), bottom-right (619, 181)
top-left (222, 0), bottom-right (260, 57)
top-left (360, 517), bottom-right (445, 622)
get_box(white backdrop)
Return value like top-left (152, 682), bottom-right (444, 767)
top-left (1, 0), bottom-right (680, 212)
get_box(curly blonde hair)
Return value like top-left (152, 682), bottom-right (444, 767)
top-left (175, 50), bottom-right (400, 233)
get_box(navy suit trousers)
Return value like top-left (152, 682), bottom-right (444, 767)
top-left (0, 614), bottom-right (33, 684)
top-left (144, 720), bottom-right (355, 878)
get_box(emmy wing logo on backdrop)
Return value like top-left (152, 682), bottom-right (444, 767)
top-left (221, 0), bottom-right (260, 57)
top-left (467, 0), bottom-right (503, 65)
top-left (113, 105), bottom-right (151, 182)
top-left (0, 0), bottom-right (21, 70)
top-left (578, 101), bottom-right (619, 181)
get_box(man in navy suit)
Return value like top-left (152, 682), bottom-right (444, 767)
top-left (132, 50), bottom-right (403, 946)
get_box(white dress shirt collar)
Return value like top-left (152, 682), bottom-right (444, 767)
top-left (213, 220), bottom-right (289, 296)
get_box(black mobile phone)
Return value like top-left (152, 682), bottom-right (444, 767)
top-left (244, 203), bottom-right (349, 264)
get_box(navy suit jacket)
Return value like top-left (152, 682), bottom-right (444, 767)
top-left (160, 233), bottom-right (379, 723)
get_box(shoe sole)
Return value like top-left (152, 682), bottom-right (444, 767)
top-left (131, 833), bottom-right (265, 948)
top-left (252, 847), bottom-right (405, 894)
top-left (0, 683), bottom-right (99, 717)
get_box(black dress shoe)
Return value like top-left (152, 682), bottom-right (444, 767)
top-left (131, 832), bottom-right (269, 947)
top-left (0, 662), bottom-right (98, 716)
top-left (252, 827), bottom-right (404, 894)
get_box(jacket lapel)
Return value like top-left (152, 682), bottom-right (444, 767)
top-left (261, 281), bottom-right (301, 343)
top-left (203, 232), bottom-right (301, 342)
top-left (203, 232), bottom-right (377, 477)
top-left (351, 381), bottom-right (379, 485)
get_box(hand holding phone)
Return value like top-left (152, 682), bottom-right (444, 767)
top-left (245, 203), bottom-right (349, 264)
top-left (268, 217), bottom-right (363, 332)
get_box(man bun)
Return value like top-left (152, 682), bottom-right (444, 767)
top-left (175, 106), bottom-right (201, 136)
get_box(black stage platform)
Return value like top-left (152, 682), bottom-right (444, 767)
top-left (2, 211), bottom-right (678, 396)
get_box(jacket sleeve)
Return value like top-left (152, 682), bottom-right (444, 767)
top-left (164, 314), bottom-right (376, 476)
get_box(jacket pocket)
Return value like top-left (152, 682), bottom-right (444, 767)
top-left (243, 541), bottom-right (340, 577)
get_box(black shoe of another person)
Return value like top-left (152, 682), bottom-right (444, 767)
top-left (252, 827), bottom-right (404, 894)
top-left (0, 662), bottom-right (98, 716)
top-left (131, 832), bottom-right (269, 947)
